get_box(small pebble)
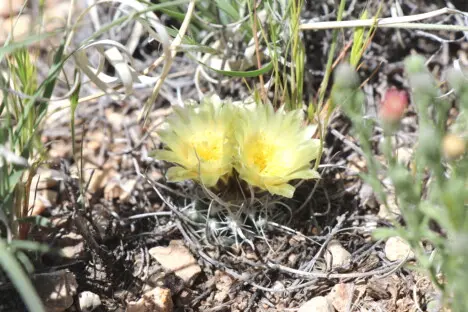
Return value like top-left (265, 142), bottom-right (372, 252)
top-left (78, 291), bottom-right (101, 312)
top-left (325, 240), bottom-right (351, 269)
top-left (298, 296), bottom-right (335, 312)
top-left (385, 236), bottom-right (414, 262)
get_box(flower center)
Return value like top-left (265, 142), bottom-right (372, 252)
top-left (190, 131), bottom-right (224, 162)
top-left (248, 133), bottom-right (275, 172)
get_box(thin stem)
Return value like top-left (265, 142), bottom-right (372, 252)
top-left (141, 0), bottom-right (196, 123)
top-left (317, 0), bottom-right (346, 109)
top-left (314, 0), bottom-right (346, 170)
top-left (251, 0), bottom-right (266, 102)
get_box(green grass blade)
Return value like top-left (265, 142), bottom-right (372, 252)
top-left (350, 10), bottom-right (368, 67)
top-left (9, 239), bottom-right (57, 253)
top-left (215, 0), bottom-right (240, 21)
top-left (70, 71), bottom-right (81, 157)
top-left (11, 39), bottom-right (67, 146)
top-left (0, 32), bottom-right (56, 60)
top-left (204, 61), bottom-right (273, 78)
top-left (0, 239), bottom-right (45, 312)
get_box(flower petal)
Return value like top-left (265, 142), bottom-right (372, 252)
top-left (287, 169), bottom-right (320, 180)
top-left (166, 166), bottom-right (196, 182)
top-left (266, 183), bottom-right (296, 198)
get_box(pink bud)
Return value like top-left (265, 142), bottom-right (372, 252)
top-left (379, 88), bottom-right (409, 124)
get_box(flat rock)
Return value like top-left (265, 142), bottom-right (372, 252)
top-left (60, 232), bottom-right (86, 259)
top-left (127, 287), bottom-right (173, 312)
top-left (149, 240), bottom-right (201, 284)
top-left (31, 169), bottom-right (62, 189)
top-left (0, 0), bottom-right (75, 48)
top-left (359, 183), bottom-right (377, 208)
top-left (327, 283), bottom-right (361, 312)
top-left (33, 270), bottom-right (77, 312)
top-left (325, 240), bottom-right (351, 269)
top-left (378, 194), bottom-right (400, 220)
top-left (385, 236), bottom-right (414, 262)
top-left (214, 270), bottom-right (234, 291)
top-left (298, 296), bottom-right (334, 312)
top-left (29, 189), bottom-right (58, 216)
top-left (0, 0), bottom-right (23, 17)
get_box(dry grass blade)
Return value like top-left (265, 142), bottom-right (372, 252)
top-left (300, 7), bottom-right (468, 31)
top-left (140, 0), bottom-right (196, 123)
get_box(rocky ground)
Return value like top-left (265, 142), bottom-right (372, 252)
top-left (1, 0), bottom-right (467, 311)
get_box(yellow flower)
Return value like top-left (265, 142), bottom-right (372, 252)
top-left (154, 96), bottom-right (235, 186)
top-left (234, 104), bottom-right (320, 198)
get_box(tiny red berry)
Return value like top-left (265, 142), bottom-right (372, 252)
top-left (380, 88), bottom-right (409, 125)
